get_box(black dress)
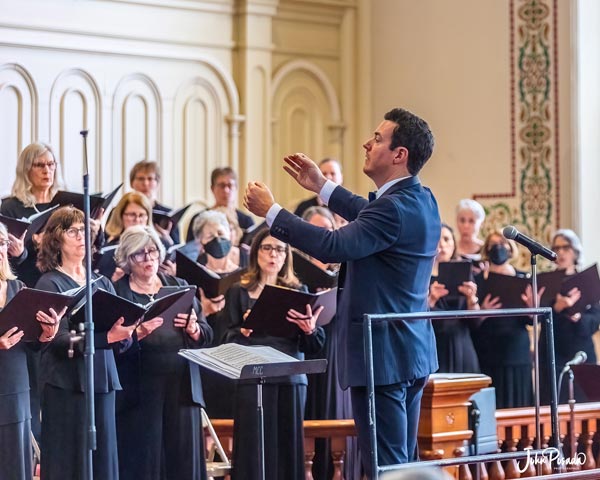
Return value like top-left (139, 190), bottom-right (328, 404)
top-left (113, 273), bottom-right (212, 480)
top-left (430, 280), bottom-right (480, 374)
top-left (35, 271), bottom-right (121, 480)
top-left (0, 279), bottom-right (34, 480)
top-left (222, 283), bottom-right (325, 480)
top-left (473, 271), bottom-right (533, 409)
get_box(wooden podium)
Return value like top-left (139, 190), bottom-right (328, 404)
top-left (418, 373), bottom-right (492, 476)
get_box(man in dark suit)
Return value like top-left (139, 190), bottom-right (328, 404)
top-left (244, 108), bottom-right (441, 476)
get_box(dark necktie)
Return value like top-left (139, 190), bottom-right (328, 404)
top-left (368, 191), bottom-right (377, 202)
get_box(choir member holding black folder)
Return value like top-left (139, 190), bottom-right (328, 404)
top-left (1, 142), bottom-right (70, 445)
top-left (539, 230), bottom-right (600, 403)
top-left (0, 221), bottom-right (64, 480)
top-left (113, 225), bottom-right (212, 480)
top-left (34, 207), bottom-right (137, 480)
top-left (428, 224), bottom-right (480, 374)
top-left (472, 231), bottom-right (534, 408)
top-left (222, 228), bottom-right (325, 480)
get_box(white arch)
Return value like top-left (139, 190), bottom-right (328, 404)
top-left (272, 60), bottom-right (341, 123)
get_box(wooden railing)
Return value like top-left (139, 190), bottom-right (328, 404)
top-left (209, 402), bottom-right (600, 479)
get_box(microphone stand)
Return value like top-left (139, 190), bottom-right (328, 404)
top-left (81, 130), bottom-right (96, 480)
top-left (531, 254), bottom-right (542, 474)
top-left (567, 368), bottom-right (577, 468)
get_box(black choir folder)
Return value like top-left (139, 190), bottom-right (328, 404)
top-left (560, 264), bottom-right (600, 315)
top-left (0, 204), bottom-right (60, 242)
top-left (537, 269), bottom-right (568, 307)
top-left (243, 285), bottom-right (337, 338)
top-left (69, 287), bottom-right (192, 332)
top-left (437, 260), bottom-right (474, 298)
top-left (179, 343), bottom-right (327, 380)
top-left (0, 285), bottom-right (92, 341)
top-left (152, 285), bottom-right (197, 331)
top-left (175, 251), bottom-right (246, 298)
top-left (50, 183), bottom-right (123, 217)
top-left (292, 250), bottom-right (338, 292)
top-left (153, 204), bottom-right (191, 230)
top-left (478, 272), bottom-right (529, 308)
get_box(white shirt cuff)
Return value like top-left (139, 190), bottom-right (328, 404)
top-left (319, 180), bottom-right (337, 205)
top-left (266, 203), bottom-right (283, 227)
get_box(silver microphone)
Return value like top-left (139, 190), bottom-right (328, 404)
top-left (561, 350), bottom-right (587, 374)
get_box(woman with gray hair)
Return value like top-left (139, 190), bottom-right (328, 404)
top-left (113, 225), bottom-right (212, 480)
top-left (455, 198), bottom-right (486, 262)
top-left (539, 229), bottom-right (600, 403)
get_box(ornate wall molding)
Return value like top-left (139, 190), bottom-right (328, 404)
top-left (475, 0), bottom-right (559, 264)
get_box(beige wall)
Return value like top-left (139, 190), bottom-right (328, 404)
top-left (0, 0), bottom-right (589, 265)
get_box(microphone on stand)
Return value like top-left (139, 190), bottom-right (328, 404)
top-left (561, 351), bottom-right (587, 374)
top-left (502, 225), bottom-right (557, 262)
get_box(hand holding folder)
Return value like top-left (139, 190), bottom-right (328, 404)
top-left (243, 285), bottom-right (337, 338)
top-left (0, 286), bottom-right (88, 341)
top-left (437, 260), bottom-right (474, 298)
top-left (0, 204), bottom-right (60, 243)
top-left (69, 287), bottom-right (192, 333)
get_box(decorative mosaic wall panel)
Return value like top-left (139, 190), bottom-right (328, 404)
top-left (474, 0), bottom-right (559, 269)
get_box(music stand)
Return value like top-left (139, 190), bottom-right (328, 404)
top-left (179, 346), bottom-right (327, 480)
top-left (239, 359), bottom-right (327, 480)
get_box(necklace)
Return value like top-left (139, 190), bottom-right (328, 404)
top-left (130, 275), bottom-right (160, 301)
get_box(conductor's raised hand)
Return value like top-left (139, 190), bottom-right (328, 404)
top-left (283, 153), bottom-right (327, 194)
top-left (244, 181), bottom-right (275, 218)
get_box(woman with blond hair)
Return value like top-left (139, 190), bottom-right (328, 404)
top-left (0, 221), bottom-right (63, 480)
top-left (0, 142), bottom-right (64, 444)
top-left (97, 191), bottom-right (155, 280)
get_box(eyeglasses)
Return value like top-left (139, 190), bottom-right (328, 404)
top-left (31, 161), bottom-right (57, 170)
top-left (64, 227), bottom-right (85, 238)
top-left (259, 244), bottom-right (286, 254)
top-left (552, 245), bottom-right (572, 252)
top-left (123, 212), bottom-right (149, 221)
top-left (134, 175), bottom-right (158, 183)
top-left (131, 247), bottom-right (160, 263)
top-left (0, 239), bottom-right (11, 249)
top-left (214, 182), bottom-right (236, 190)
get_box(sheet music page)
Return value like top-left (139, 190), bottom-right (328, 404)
top-left (179, 344), bottom-right (297, 379)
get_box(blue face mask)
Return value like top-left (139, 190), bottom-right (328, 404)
top-left (203, 236), bottom-right (232, 259)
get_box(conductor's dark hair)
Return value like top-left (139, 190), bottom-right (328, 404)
top-left (384, 108), bottom-right (434, 175)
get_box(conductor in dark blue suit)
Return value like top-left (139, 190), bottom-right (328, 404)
top-left (244, 108), bottom-right (441, 475)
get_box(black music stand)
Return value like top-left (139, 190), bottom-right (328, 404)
top-left (179, 346), bottom-right (327, 480)
top-left (239, 359), bottom-right (327, 480)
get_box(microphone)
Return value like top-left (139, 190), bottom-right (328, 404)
top-left (561, 351), bottom-right (587, 374)
top-left (502, 225), bottom-right (557, 261)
